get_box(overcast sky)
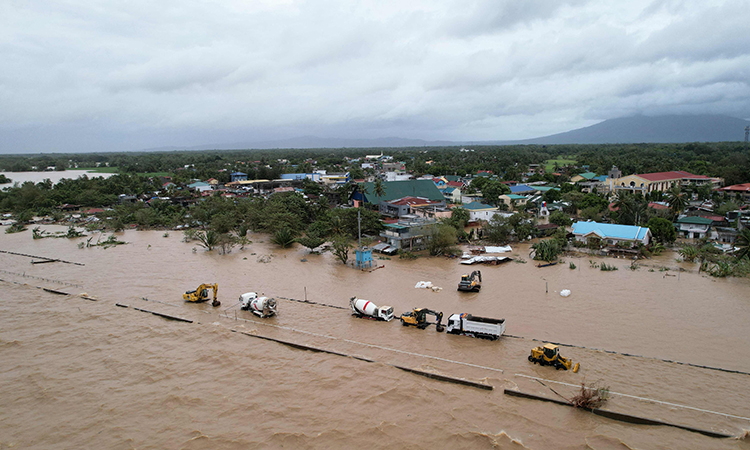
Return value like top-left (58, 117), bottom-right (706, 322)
top-left (2, 0), bottom-right (749, 153)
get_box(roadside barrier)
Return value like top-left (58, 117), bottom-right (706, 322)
top-left (0, 249), bottom-right (85, 266)
top-left (505, 334), bottom-right (750, 377)
top-left (514, 373), bottom-right (750, 423)
top-left (0, 269), bottom-right (82, 287)
top-left (504, 388), bottom-right (734, 439)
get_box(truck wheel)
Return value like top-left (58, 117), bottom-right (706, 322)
top-left (401, 319), bottom-right (407, 326)
top-left (528, 355), bottom-right (534, 362)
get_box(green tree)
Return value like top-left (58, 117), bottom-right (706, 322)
top-left (647, 217), bottom-right (677, 244)
top-left (331, 234), bottom-right (351, 264)
top-left (735, 228), bottom-right (750, 260)
top-left (531, 239), bottom-right (562, 262)
top-left (549, 210), bottom-right (572, 227)
top-left (271, 228), bottom-right (297, 248)
top-left (297, 232), bottom-right (325, 252)
top-left (427, 224), bottom-right (458, 256)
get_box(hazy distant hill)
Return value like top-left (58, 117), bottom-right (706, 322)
top-left (146, 114), bottom-right (750, 151)
top-left (518, 114), bottom-right (750, 145)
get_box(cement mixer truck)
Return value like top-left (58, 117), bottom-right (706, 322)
top-left (240, 292), bottom-right (277, 318)
top-left (349, 297), bottom-right (394, 321)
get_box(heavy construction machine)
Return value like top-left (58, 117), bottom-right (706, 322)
top-left (457, 270), bottom-right (482, 292)
top-left (400, 308), bottom-right (445, 332)
top-left (240, 292), bottom-right (277, 318)
top-left (529, 343), bottom-right (580, 372)
top-left (183, 283), bottom-right (220, 307)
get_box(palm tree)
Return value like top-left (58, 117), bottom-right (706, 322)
top-left (735, 228), bottom-right (750, 260)
top-left (666, 186), bottom-right (687, 218)
top-left (373, 178), bottom-right (386, 198)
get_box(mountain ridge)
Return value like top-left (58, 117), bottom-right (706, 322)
top-left (142, 114), bottom-right (750, 151)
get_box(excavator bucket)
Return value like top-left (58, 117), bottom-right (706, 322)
top-left (573, 362), bottom-right (580, 373)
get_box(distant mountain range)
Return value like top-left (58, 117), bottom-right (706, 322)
top-left (148, 114), bottom-right (750, 151)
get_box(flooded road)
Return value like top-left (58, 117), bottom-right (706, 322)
top-left (1, 226), bottom-right (750, 449)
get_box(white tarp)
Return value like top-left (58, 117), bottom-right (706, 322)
top-left (484, 245), bottom-right (512, 253)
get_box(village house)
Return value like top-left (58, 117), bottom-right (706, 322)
top-left (379, 196), bottom-right (446, 218)
top-left (379, 217), bottom-right (439, 252)
top-left (718, 183), bottom-right (750, 204)
top-left (230, 172), bottom-right (248, 182)
top-left (498, 194), bottom-right (528, 211)
top-left (461, 201), bottom-right (511, 222)
top-left (675, 216), bottom-right (713, 239)
top-left (571, 221), bottom-right (651, 247)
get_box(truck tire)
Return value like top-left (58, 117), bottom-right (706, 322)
top-left (401, 319), bottom-right (407, 326)
top-left (528, 355), bottom-right (534, 362)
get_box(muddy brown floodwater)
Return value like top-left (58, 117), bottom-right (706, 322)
top-left (1, 226), bottom-right (750, 449)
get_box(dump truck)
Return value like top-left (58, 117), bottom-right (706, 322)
top-left (350, 297), bottom-right (394, 321)
top-left (446, 313), bottom-right (505, 340)
top-left (457, 270), bottom-right (482, 292)
top-left (529, 343), bottom-right (580, 372)
top-left (240, 292), bottom-right (277, 318)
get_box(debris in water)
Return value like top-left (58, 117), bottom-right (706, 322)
top-left (560, 289), bottom-right (571, 297)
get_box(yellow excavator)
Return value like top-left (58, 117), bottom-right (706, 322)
top-left (400, 308), bottom-right (445, 332)
top-left (529, 343), bottom-right (579, 372)
top-left (183, 283), bottom-right (221, 307)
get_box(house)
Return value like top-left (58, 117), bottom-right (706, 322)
top-left (498, 194), bottom-right (528, 211)
top-left (675, 216), bottom-right (713, 239)
top-left (718, 183), bottom-right (750, 204)
top-left (188, 181), bottom-right (212, 193)
top-left (462, 201), bottom-right (510, 222)
top-left (231, 172), bottom-right (248, 182)
top-left (571, 221), bottom-right (651, 247)
top-left (570, 172), bottom-right (598, 183)
top-left (379, 217), bottom-right (439, 251)
top-left (441, 186), bottom-right (462, 204)
top-left (380, 196), bottom-right (446, 218)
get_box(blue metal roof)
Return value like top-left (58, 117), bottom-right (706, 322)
top-left (510, 184), bottom-right (534, 193)
top-left (572, 221), bottom-right (650, 240)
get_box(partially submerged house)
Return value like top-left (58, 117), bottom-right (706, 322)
top-left (379, 217), bottom-right (439, 252)
top-left (571, 221), bottom-right (651, 247)
top-left (675, 216), bottom-right (713, 239)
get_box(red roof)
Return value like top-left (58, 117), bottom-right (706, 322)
top-left (648, 202), bottom-right (670, 210)
top-left (719, 183), bottom-right (750, 192)
top-left (447, 181), bottom-right (463, 187)
top-left (388, 196), bottom-right (442, 206)
top-left (698, 214), bottom-right (725, 222)
top-left (636, 170), bottom-right (710, 182)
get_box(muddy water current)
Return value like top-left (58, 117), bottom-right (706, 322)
top-left (1, 226), bottom-right (750, 449)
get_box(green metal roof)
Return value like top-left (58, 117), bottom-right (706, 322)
top-left (578, 172), bottom-right (597, 180)
top-left (361, 179), bottom-right (444, 204)
top-left (676, 216), bottom-right (714, 225)
top-left (532, 186), bottom-right (560, 192)
top-left (507, 194), bottom-right (527, 200)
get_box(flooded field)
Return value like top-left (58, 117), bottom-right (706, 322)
top-left (1, 226), bottom-right (750, 449)
top-left (0, 170), bottom-right (114, 189)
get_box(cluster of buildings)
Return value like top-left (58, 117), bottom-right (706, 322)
top-left (52, 153), bottom-right (748, 255)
